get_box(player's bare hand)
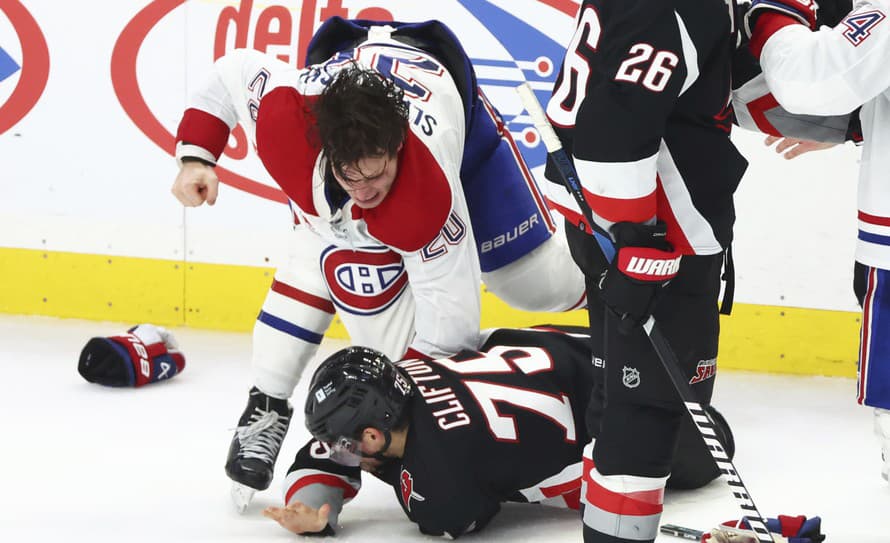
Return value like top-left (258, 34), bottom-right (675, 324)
top-left (171, 161), bottom-right (219, 206)
top-left (263, 501), bottom-right (331, 535)
top-left (764, 135), bottom-right (838, 160)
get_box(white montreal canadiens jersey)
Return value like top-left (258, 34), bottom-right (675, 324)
top-left (757, 0), bottom-right (890, 268)
top-left (176, 35), bottom-right (481, 358)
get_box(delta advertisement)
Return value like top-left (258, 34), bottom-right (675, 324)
top-left (0, 1), bottom-right (864, 375)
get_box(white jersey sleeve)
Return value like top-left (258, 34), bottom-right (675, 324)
top-left (175, 49), bottom-right (298, 164)
top-left (758, 0), bottom-right (890, 115)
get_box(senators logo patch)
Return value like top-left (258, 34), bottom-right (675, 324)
top-left (689, 358), bottom-right (717, 385)
top-left (321, 246), bottom-right (408, 315)
top-left (400, 468), bottom-right (425, 512)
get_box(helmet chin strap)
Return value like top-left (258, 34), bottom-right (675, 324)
top-left (360, 429), bottom-right (393, 462)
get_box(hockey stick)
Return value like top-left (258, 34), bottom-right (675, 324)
top-left (515, 83), bottom-right (776, 543)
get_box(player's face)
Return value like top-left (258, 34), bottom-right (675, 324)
top-left (333, 153), bottom-right (399, 209)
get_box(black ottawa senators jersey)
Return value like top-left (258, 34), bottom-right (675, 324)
top-left (284, 328), bottom-right (594, 538)
top-left (544, 0), bottom-right (747, 255)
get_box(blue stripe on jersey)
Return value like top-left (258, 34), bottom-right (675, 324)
top-left (861, 266), bottom-right (890, 409)
top-left (0, 46), bottom-right (21, 83)
top-left (859, 230), bottom-right (890, 246)
top-left (257, 311), bottom-right (324, 345)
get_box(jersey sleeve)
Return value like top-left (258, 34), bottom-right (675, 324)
top-left (547, 0), bottom-right (691, 231)
top-left (174, 48), bottom-right (295, 165)
top-left (752, 1), bottom-right (890, 115)
top-left (282, 439), bottom-right (362, 530)
top-left (732, 73), bottom-right (859, 143)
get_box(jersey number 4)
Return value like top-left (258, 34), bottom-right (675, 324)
top-left (548, 6), bottom-right (678, 127)
top-left (433, 346), bottom-right (577, 444)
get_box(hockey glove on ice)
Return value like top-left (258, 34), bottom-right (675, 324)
top-left (597, 221), bottom-right (681, 335)
top-left (78, 324), bottom-right (185, 387)
top-left (703, 515), bottom-right (824, 543)
top-left (744, 0), bottom-right (819, 40)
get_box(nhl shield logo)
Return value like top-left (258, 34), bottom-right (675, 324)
top-left (622, 366), bottom-right (641, 389)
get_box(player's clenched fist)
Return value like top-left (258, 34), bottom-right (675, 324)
top-left (171, 160), bottom-right (219, 206)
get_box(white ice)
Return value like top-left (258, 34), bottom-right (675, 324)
top-left (1, 315), bottom-right (886, 542)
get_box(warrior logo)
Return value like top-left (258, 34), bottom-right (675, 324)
top-left (400, 469), bottom-right (425, 512)
top-left (622, 366), bottom-right (641, 389)
top-left (689, 358), bottom-right (717, 385)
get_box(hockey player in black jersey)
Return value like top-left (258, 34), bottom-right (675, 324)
top-left (263, 328), bottom-right (734, 538)
top-left (541, 1), bottom-right (748, 542)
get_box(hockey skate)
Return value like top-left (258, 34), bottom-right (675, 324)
top-left (225, 387), bottom-right (292, 512)
top-left (875, 408), bottom-right (890, 482)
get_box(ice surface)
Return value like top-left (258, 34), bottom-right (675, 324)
top-left (1, 315), bottom-right (885, 542)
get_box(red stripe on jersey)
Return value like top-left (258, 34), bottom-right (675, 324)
top-left (255, 88), bottom-right (320, 216)
top-left (584, 188), bottom-right (655, 224)
top-left (478, 89), bottom-right (556, 233)
top-left (403, 347), bottom-right (431, 360)
top-left (548, 199), bottom-right (590, 233)
top-left (562, 488), bottom-right (581, 510)
top-left (655, 177), bottom-right (695, 255)
top-left (540, 477), bottom-right (582, 500)
top-left (582, 456), bottom-right (664, 516)
top-left (750, 13), bottom-right (803, 59)
top-left (357, 130), bottom-right (452, 253)
top-left (176, 108), bottom-right (231, 161)
top-left (860, 211), bottom-right (890, 227)
top-left (859, 267), bottom-right (877, 404)
top-left (285, 474), bottom-right (358, 505)
top-left (746, 94), bottom-right (782, 137)
top-left (271, 280), bottom-right (335, 314)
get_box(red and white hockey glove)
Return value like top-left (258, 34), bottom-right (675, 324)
top-left (703, 515), bottom-right (824, 543)
top-left (78, 324), bottom-right (185, 387)
top-left (597, 221), bottom-right (681, 335)
top-left (744, 0), bottom-right (819, 45)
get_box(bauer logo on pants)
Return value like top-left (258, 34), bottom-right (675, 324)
top-left (321, 246), bottom-right (409, 316)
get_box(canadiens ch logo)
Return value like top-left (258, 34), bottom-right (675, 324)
top-left (622, 366), bottom-right (641, 389)
top-left (400, 468), bottom-right (425, 512)
top-left (321, 245), bottom-right (409, 315)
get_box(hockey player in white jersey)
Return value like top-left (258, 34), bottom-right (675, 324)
top-left (745, 0), bottom-right (890, 482)
top-left (170, 18), bottom-right (585, 509)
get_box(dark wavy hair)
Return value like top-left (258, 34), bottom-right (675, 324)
top-left (313, 63), bottom-right (409, 180)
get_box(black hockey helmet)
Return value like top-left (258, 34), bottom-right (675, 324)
top-left (304, 346), bottom-right (415, 445)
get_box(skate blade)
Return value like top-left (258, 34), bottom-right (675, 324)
top-left (231, 482), bottom-right (256, 514)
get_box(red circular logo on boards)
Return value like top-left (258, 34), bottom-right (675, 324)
top-left (0, 1), bottom-right (50, 135)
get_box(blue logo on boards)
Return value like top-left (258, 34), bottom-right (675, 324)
top-left (0, 46), bottom-right (21, 83)
top-left (459, 0), bottom-right (565, 170)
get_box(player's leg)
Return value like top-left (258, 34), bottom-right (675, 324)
top-left (482, 222), bottom-right (587, 312)
top-left (569, 221), bottom-right (722, 542)
top-left (668, 404), bottom-right (734, 489)
top-left (226, 224), bottom-right (336, 508)
top-left (461, 90), bottom-right (586, 311)
top-left (853, 261), bottom-right (890, 481)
